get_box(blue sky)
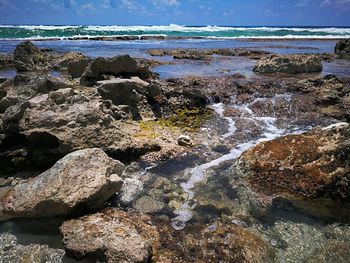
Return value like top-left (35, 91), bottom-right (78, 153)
top-left (0, 0), bottom-right (349, 26)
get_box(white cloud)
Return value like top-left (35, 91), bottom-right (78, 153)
top-left (151, 0), bottom-right (180, 7)
top-left (295, 0), bottom-right (309, 7)
top-left (80, 2), bottom-right (96, 11)
top-left (321, 0), bottom-right (350, 7)
top-left (0, 0), bottom-right (16, 10)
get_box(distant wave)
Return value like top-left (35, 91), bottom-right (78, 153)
top-left (0, 24), bottom-right (349, 40)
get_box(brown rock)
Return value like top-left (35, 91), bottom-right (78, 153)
top-left (239, 122), bottom-right (350, 199)
top-left (60, 209), bottom-right (160, 263)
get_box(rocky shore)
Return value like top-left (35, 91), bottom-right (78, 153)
top-left (0, 39), bottom-right (350, 263)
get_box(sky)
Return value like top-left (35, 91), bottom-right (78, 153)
top-left (0, 0), bottom-right (350, 26)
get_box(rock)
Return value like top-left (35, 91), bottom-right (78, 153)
top-left (253, 54), bottom-right (322, 74)
top-left (14, 41), bottom-right (48, 72)
top-left (55, 52), bottom-right (91, 78)
top-left (120, 178), bottom-right (143, 206)
top-left (0, 73), bottom-right (73, 113)
top-left (0, 77), bottom-right (7, 84)
top-left (0, 148), bottom-right (124, 219)
top-left (80, 55), bottom-right (152, 86)
top-left (295, 74), bottom-right (345, 105)
top-left (134, 195), bottom-right (165, 213)
top-left (305, 240), bottom-right (350, 263)
top-left (0, 53), bottom-right (14, 69)
top-left (239, 122), bottom-right (350, 199)
top-left (177, 135), bottom-right (193, 147)
top-left (335, 38), bottom-right (350, 55)
top-left (153, 221), bottom-right (276, 263)
top-left (48, 88), bottom-right (75, 104)
top-left (60, 209), bottom-right (160, 263)
top-left (0, 233), bottom-right (64, 263)
top-left (97, 77), bottom-right (159, 120)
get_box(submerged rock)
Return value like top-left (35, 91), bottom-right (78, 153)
top-left (335, 38), bottom-right (350, 56)
top-left (253, 54), bottom-right (322, 74)
top-left (60, 209), bottom-right (160, 263)
top-left (0, 233), bottom-right (64, 263)
top-left (0, 148), bottom-right (124, 219)
top-left (0, 53), bottom-right (14, 69)
top-left (80, 55), bottom-right (152, 86)
top-left (239, 122), bottom-right (350, 199)
top-left (14, 41), bottom-right (48, 72)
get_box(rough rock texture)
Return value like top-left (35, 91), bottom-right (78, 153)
top-left (153, 221), bottom-right (276, 263)
top-left (253, 54), bottom-right (322, 74)
top-left (14, 41), bottom-right (48, 72)
top-left (80, 55), bottom-right (153, 86)
top-left (97, 77), bottom-right (160, 120)
top-left (0, 148), bottom-right (124, 219)
top-left (60, 209), bottom-right (160, 263)
top-left (0, 53), bottom-right (14, 69)
top-left (239, 122), bottom-right (350, 199)
top-left (0, 73), bottom-right (73, 113)
top-left (55, 52), bottom-right (91, 78)
top-left (0, 233), bottom-right (64, 263)
top-left (335, 39), bottom-right (350, 55)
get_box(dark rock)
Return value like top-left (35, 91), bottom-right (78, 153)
top-left (0, 53), bottom-right (14, 69)
top-left (80, 55), bottom-right (153, 86)
top-left (253, 54), bottom-right (322, 74)
top-left (14, 41), bottom-right (48, 72)
top-left (335, 39), bottom-right (350, 55)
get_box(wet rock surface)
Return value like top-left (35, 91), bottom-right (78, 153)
top-left (253, 54), bottom-right (322, 74)
top-left (0, 233), bottom-right (64, 263)
top-left (335, 38), bottom-right (350, 56)
top-left (60, 209), bottom-right (160, 263)
top-left (239, 123), bottom-right (350, 199)
top-left (0, 148), bottom-right (124, 219)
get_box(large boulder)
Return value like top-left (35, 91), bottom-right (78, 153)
top-left (253, 54), bottom-right (322, 74)
top-left (0, 233), bottom-right (64, 263)
top-left (80, 55), bottom-right (152, 86)
top-left (60, 209), bottom-right (160, 263)
top-left (238, 122), bottom-right (350, 199)
top-left (53, 52), bottom-right (91, 78)
top-left (14, 41), bottom-right (48, 72)
top-left (335, 39), bottom-right (350, 56)
top-left (0, 148), bottom-right (124, 219)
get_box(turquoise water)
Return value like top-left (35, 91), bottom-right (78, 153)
top-left (0, 25), bottom-right (350, 40)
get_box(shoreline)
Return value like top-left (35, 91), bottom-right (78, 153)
top-left (0, 35), bottom-right (346, 42)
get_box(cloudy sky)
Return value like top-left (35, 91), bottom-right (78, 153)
top-left (0, 0), bottom-right (349, 26)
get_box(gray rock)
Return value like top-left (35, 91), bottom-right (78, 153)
top-left (0, 233), bottom-right (64, 263)
top-left (48, 88), bottom-right (74, 104)
top-left (253, 54), bottom-right (322, 74)
top-left (0, 148), bottom-right (124, 219)
top-left (120, 178), bottom-right (143, 206)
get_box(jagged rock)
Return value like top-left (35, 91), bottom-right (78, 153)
top-left (305, 240), bottom-right (350, 263)
top-left (0, 77), bottom-right (7, 84)
top-left (0, 73), bottom-right (73, 113)
top-left (0, 148), bottom-right (124, 219)
top-left (60, 209), bottom-right (160, 263)
top-left (335, 39), bottom-right (350, 55)
top-left (295, 74), bottom-right (346, 105)
top-left (48, 88), bottom-right (75, 104)
top-left (0, 233), bottom-right (64, 263)
top-left (239, 122), bottom-right (350, 199)
top-left (253, 54), bottom-right (322, 74)
top-left (14, 41), bottom-right (48, 72)
top-left (54, 52), bottom-right (91, 78)
top-left (80, 55), bottom-right (152, 86)
top-left (97, 77), bottom-right (160, 120)
top-left (0, 53), bottom-right (14, 69)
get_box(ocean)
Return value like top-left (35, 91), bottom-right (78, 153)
top-left (0, 24), bottom-right (350, 40)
